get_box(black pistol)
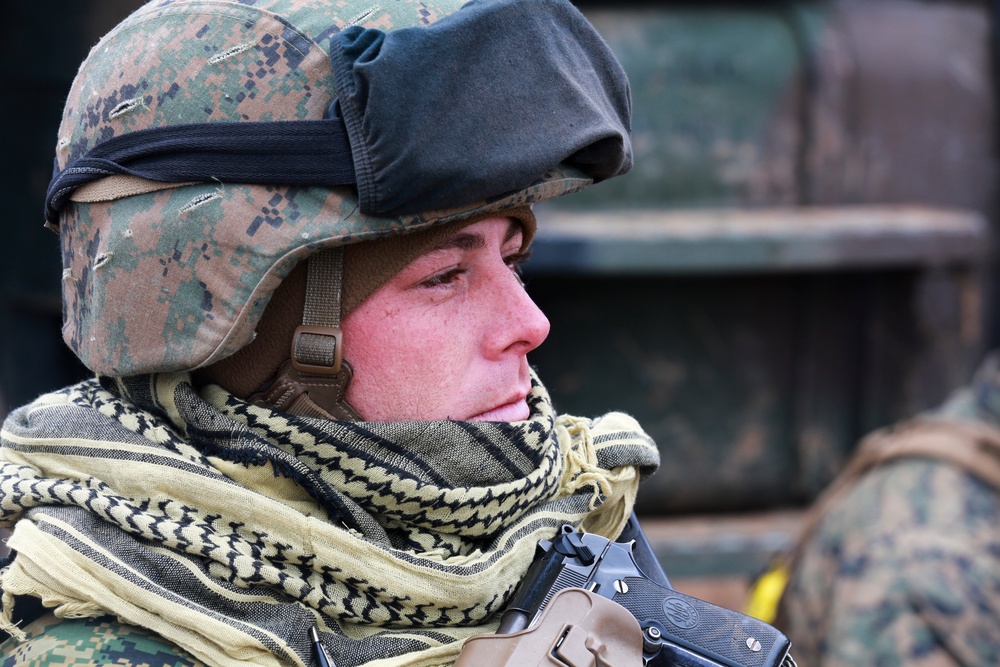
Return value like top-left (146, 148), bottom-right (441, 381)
top-left (498, 524), bottom-right (795, 667)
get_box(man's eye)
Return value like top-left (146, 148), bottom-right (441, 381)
top-left (420, 268), bottom-right (464, 288)
top-left (505, 250), bottom-right (530, 278)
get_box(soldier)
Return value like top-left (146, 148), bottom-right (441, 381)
top-left (0, 0), bottom-right (660, 665)
top-left (774, 353), bottom-right (1000, 666)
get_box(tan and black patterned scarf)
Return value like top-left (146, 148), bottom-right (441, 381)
top-left (0, 371), bottom-right (658, 667)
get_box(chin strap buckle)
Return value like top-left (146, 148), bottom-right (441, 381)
top-left (291, 324), bottom-right (343, 376)
top-left (250, 245), bottom-right (361, 421)
top-left (292, 244), bottom-right (347, 377)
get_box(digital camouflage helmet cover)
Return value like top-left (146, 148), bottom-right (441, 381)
top-left (48, 0), bottom-right (632, 378)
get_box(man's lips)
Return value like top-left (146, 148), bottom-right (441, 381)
top-left (468, 396), bottom-right (530, 422)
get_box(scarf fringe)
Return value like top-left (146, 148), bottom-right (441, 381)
top-left (556, 414), bottom-right (642, 538)
top-left (0, 588), bottom-right (27, 643)
top-left (0, 548), bottom-right (106, 644)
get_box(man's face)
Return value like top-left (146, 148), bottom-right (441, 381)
top-left (341, 217), bottom-right (550, 421)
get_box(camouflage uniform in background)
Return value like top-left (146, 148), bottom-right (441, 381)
top-left (779, 354), bottom-right (1000, 666)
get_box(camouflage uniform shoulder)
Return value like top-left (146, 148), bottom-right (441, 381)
top-left (778, 353), bottom-right (1000, 666)
top-left (1, 613), bottom-right (205, 667)
top-left (933, 350), bottom-right (1000, 426)
top-left (783, 458), bottom-right (1000, 666)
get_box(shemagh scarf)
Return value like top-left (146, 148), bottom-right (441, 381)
top-left (0, 371), bottom-right (658, 667)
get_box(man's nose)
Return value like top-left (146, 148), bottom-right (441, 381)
top-left (485, 268), bottom-right (550, 358)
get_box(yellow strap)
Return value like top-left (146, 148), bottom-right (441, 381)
top-left (744, 564), bottom-right (789, 623)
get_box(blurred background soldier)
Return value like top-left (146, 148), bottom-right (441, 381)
top-left (773, 352), bottom-right (1000, 666)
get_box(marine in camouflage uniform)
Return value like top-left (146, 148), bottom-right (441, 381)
top-left (779, 353), bottom-right (1000, 666)
top-left (0, 0), bottom-right (656, 665)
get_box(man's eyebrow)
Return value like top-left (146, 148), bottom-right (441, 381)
top-left (434, 232), bottom-right (485, 252)
top-left (432, 220), bottom-right (522, 252)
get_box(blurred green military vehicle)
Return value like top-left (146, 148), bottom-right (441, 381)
top-left (530, 0), bottom-right (995, 515)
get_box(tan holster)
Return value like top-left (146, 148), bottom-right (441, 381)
top-left (455, 588), bottom-right (644, 667)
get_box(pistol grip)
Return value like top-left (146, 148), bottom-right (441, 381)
top-left (612, 578), bottom-right (791, 667)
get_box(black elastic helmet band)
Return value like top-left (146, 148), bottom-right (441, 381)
top-left (45, 117), bottom-right (355, 225)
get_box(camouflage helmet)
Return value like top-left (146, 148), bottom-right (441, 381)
top-left (49, 0), bottom-right (632, 378)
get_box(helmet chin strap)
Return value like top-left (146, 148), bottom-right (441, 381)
top-left (249, 247), bottom-right (362, 420)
